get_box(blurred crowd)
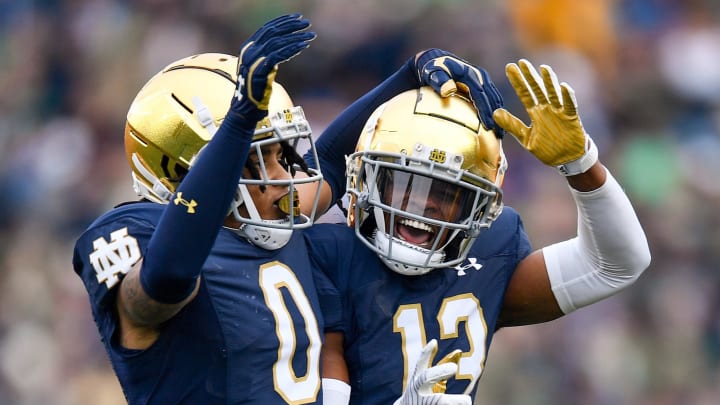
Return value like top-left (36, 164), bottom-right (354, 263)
top-left (1, 0), bottom-right (719, 404)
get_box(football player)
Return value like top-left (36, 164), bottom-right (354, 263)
top-left (304, 52), bottom-right (651, 404)
top-left (73, 15), bottom-right (476, 404)
top-left (72, 14), bottom-right (330, 403)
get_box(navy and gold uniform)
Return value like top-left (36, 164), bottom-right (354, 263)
top-left (70, 15), bottom-right (326, 404)
top-left (305, 207), bottom-right (530, 404)
top-left (74, 202), bottom-right (325, 404)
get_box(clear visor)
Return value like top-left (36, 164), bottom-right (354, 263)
top-left (376, 168), bottom-right (475, 224)
top-left (371, 167), bottom-right (482, 249)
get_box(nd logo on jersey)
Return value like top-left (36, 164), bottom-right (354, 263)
top-left (89, 227), bottom-right (141, 289)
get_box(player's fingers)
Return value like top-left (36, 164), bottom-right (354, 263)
top-left (505, 63), bottom-right (535, 110)
top-left (415, 339), bottom-right (438, 374)
top-left (540, 64), bottom-right (561, 109)
top-left (255, 14), bottom-right (310, 43)
top-left (421, 362), bottom-right (458, 386)
top-left (560, 83), bottom-right (578, 117)
top-left (479, 67), bottom-right (504, 110)
top-left (426, 68), bottom-right (456, 97)
top-left (436, 349), bottom-right (463, 366)
top-left (518, 59), bottom-right (547, 105)
top-left (265, 33), bottom-right (315, 65)
top-left (468, 88), bottom-right (498, 130)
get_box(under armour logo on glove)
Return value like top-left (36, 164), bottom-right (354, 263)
top-left (235, 78), bottom-right (245, 102)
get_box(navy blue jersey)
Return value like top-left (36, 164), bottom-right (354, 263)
top-left (304, 207), bottom-right (531, 404)
top-left (73, 202), bottom-right (325, 404)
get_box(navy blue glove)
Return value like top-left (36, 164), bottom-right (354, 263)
top-left (413, 48), bottom-right (504, 138)
top-left (232, 13), bottom-right (316, 125)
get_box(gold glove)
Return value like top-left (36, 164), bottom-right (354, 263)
top-left (493, 59), bottom-right (598, 176)
top-left (431, 349), bottom-right (462, 394)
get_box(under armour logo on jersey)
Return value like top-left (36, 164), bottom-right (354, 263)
top-left (453, 257), bottom-right (483, 276)
top-left (174, 192), bottom-right (197, 213)
top-left (89, 227), bottom-right (141, 288)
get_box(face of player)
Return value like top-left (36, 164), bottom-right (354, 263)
top-left (377, 168), bottom-right (474, 249)
top-left (237, 142), bottom-right (293, 220)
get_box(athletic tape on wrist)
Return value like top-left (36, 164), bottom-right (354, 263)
top-left (556, 135), bottom-right (598, 176)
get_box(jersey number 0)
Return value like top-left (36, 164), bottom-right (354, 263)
top-left (260, 262), bottom-right (322, 404)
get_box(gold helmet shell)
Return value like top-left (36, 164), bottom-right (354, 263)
top-left (346, 86), bottom-right (507, 275)
top-left (124, 52), bottom-right (295, 202)
top-left (123, 52), bottom-right (323, 250)
top-left (355, 86), bottom-right (506, 187)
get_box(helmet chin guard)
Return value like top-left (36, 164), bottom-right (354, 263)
top-left (235, 220), bottom-right (295, 251)
top-left (373, 231), bottom-right (445, 276)
top-left (229, 184), bottom-right (311, 250)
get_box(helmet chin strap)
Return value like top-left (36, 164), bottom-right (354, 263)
top-left (192, 96), bottom-right (218, 136)
top-left (231, 184), bottom-right (293, 250)
top-left (131, 153), bottom-right (173, 202)
top-left (364, 163), bottom-right (387, 234)
top-left (237, 184), bottom-right (260, 221)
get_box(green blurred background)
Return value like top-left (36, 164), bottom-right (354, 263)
top-left (1, 1), bottom-right (719, 404)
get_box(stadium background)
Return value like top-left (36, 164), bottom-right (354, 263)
top-left (1, 0), bottom-right (719, 404)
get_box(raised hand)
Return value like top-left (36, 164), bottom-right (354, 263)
top-left (414, 48), bottom-right (504, 137)
top-left (232, 13), bottom-right (316, 122)
top-left (393, 339), bottom-right (472, 405)
top-left (492, 59), bottom-right (598, 176)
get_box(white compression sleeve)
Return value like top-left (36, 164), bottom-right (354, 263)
top-left (323, 378), bottom-right (351, 405)
top-left (543, 168), bottom-right (651, 314)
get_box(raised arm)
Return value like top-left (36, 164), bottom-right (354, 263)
top-left (117, 15), bottom-right (315, 346)
top-left (303, 48), bottom-right (504, 214)
top-left (494, 59), bottom-right (651, 327)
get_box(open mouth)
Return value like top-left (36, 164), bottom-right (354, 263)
top-left (395, 218), bottom-right (436, 247)
top-left (267, 199), bottom-right (287, 219)
top-left (276, 193), bottom-right (300, 217)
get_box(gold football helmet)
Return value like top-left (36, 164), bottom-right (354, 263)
top-left (346, 86), bottom-right (507, 275)
top-left (124, 53), bottom-right (323, 249)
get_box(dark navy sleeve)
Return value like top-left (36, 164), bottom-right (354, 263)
top-left (311, 261), bottom-right (343, 332)
top-left (303, 224), bottom-right (357, 333)
top-left (305, 62), bottom-right (418, 204)
top-left (140, 113), bottom-right (254, 303)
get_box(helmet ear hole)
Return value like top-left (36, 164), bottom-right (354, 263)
top-left (125, 53), bottom-right (240, 203)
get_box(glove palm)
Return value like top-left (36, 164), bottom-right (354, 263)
top-left (493, 59), bottom-right (596, 175)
